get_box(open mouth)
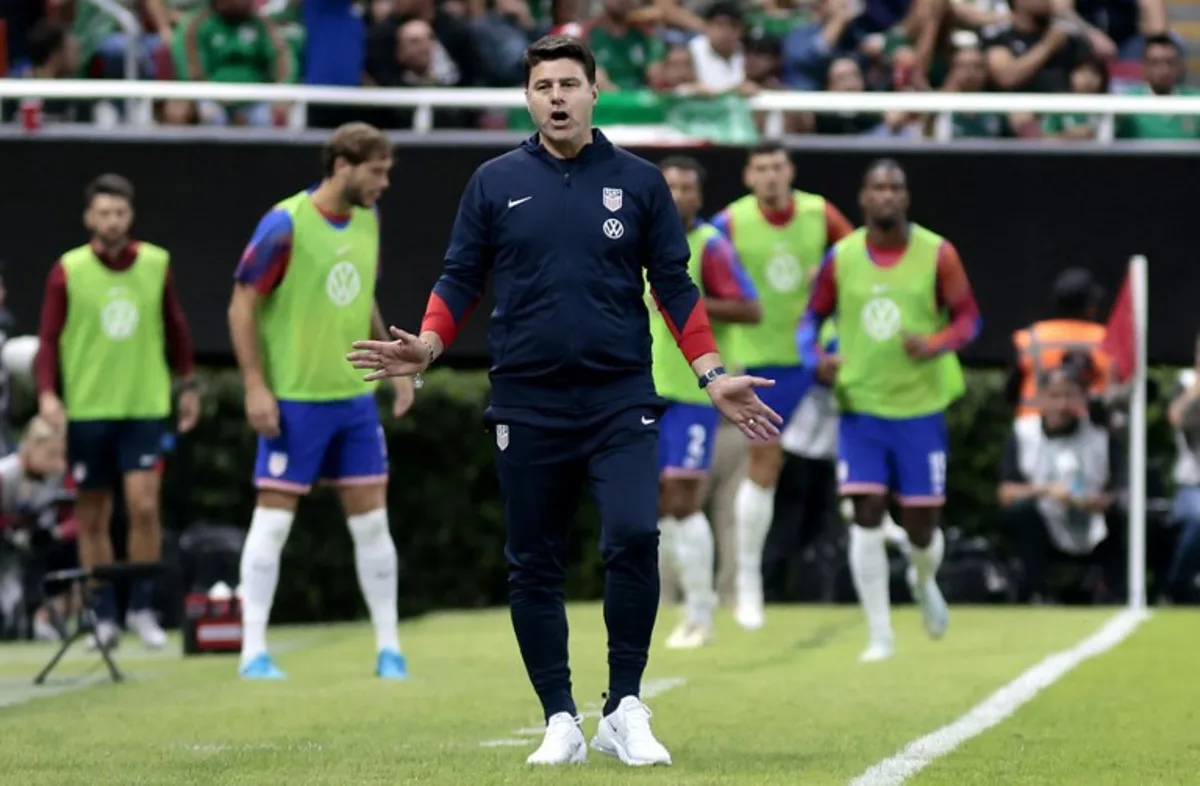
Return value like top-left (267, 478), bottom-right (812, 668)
top-left (549, 110), bottom-right (570, 126)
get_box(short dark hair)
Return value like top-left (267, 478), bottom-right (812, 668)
top-left (862, 157), bottom-right (906, 185)
top-left (705, 1), bottom-right (743, 23)
top-left (523, 35), bottom-right (597, 86)
top-left (1144, 33), bottom-right (1182, 57)
top-left (746, 139), bottom-right (787, 163)
top-left (659, 155), bottom-right (707, 184)
top-left (321, 122), bottom-right (392, 177)
top-left (85, 174), bottom-right (135, 207)
top-left (27, 20), bottom-right (68, 68)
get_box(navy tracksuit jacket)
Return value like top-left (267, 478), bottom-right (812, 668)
top-left (418, 130), bottom-right (719, 717)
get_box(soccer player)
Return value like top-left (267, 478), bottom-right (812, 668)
top-left (711, 140), bottom-right (853, 630)
top-left (347, 36), bottom-right (781, 768)
top-left (799, 159), bottom-right (982, 662)
top-left (651, 156), bottom-right (760, 651)
top-left (228, 123), bottom-right (413, 681)
top-left (35, 174), bottom-right (200, 650)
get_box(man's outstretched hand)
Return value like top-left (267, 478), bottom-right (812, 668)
top-left (347, 326), bottom-right (431, 381)
top-left (705, 374), bottom-right (783, 440)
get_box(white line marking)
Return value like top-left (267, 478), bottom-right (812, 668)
top-left (480, 676), bottom-right (687, 747)
top-left (176, 743), bottom-right (324, 753)
top-left (849, 609), bottom-right (1149, 786)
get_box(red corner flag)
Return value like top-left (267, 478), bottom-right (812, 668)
top-left (1101, 270), bottom-right (1136, 384)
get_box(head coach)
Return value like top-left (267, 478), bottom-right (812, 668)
top-left (347, 35), bottom-right (782, 768)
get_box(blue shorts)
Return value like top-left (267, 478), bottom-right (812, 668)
top-left (837, 411), bottom-right (948, 505)
top-left (67, 418), bottom-right (166, 490)
top-left (254, 395), bottom-right (388, 493)
top-left (746, 365), bottom-right (816, 435)
top-left (657, 401), bottom-right (720, 476)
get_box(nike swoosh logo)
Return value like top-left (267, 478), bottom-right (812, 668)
top-left (508, 196), bottom-right (533, 208)
top-left (336, 245), bottom-right (351, 255)
top-left (641, 416), bottom-right (656, 425)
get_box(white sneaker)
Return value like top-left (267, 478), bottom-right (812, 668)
top-left (591, 696), bottom-right (672, 767)
top-left (86, 620), bottom-right (121, 651)
top-left (907, 566), bottom-right (948, 640)
top-left (859, 638), bottom-right (895, 663)
top-left (526, 712), bottom-right (586, 765)
top-left (665, 621), bottom-right (714, 650)
top-left (125, 610), bottom-right (168, 649)
top-left (33, 616), bottom-right (62, 642)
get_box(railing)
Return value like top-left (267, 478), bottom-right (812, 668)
top-left (4, 79), bottom-right (1200, 141)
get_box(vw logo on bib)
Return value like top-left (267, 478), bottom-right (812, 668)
top-left (326, 261), bottom-right (362, 307)
top-left (765, 249), bottom-right (802, 292)
top-left (861, 297), bottom-right (902, 341)
top-left (603, 218), bottom-right (624, 240)
top-left (100, 288), bottom-right (139, 341)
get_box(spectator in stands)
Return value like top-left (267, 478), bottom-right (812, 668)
top-left (932, 44), bottom-right (1010, 139)
top-left (1039, 54), bottom-right (1110, 139)
top-left (687, 2), bottom-right (756, 95)
top-left (472, 0), bottom-right (546, 86)
top-left (2, 20), bottom-right (88, 125)
top-left (166, 0), bottom-right (297, 127)
top-left (1117, 35), bottom-right (1200, 139)
top-left (780, 0), bottom-right (878, 92)
top-left (984, 0), bottom-right (1091, 91)
top-left (302, 0), bottom-right (369, 128)
top-left (369, 0), bottom-right (482, 88)
top-left (572, 0), bottom-right (665, 91)
top-left (64, 0), bottom-right (173, 80)
top-left (366, 14), bottom-right (477, 127)
top-left (745, 30), bottom-right (785, 90)
top-left (1072, 0), bottom-right (1166, 60)
top-left (999, 360), bottom-right (1126, 604)
top-left (1006, 268), bottom-right (1111, 420)
top-left (1165, 336), bottom-right (1200, 602)
top-left (804, 55), bottom-right (919, 136)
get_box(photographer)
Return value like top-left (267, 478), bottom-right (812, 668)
top-left (998, 359), bottom-right (1126, 604)
top-left (0, 417), bottom-right (79, 640)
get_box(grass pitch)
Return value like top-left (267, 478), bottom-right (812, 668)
top-left (0, 604), bottom-right (1194, 785)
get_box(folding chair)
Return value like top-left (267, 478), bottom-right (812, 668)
top-left (33, 562), bottom-right (161, 686)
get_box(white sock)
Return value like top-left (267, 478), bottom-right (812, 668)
top-left (239, 506), bottom-right (294, 663)
top-left (734, 479), bottom-right (774, 596)
top-left (910, 527), bottom-right (945, 587)
top-left (848, 524), bottom-right (892, 644)
top-left (658, 515), bottom-right (681, 590)
top-left (347, 508), bottom-right (401, 654)
top-left (675, 512), bottom-right (717, 627)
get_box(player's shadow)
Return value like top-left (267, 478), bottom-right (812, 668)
top-left (720, 614), bottom-right (861, 675)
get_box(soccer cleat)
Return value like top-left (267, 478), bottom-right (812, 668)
top-left (907, 566), bottom-right (948, 640)
top-left (125, 610), bottom-right (168, 649)
top-left (859, 638), bottom-right (895, 663)
top-left (665, 621), bottom-right (714, 650)
top-left (239, 653), bottom-right (287, 680)
top-left (526, 712), bottom-right (586, 765)
top-left (591, 696), bottom-right (672, 767)
top-left (86, 620), bottom-right (120, 652)
top-left (376, 649), bottom-right (408, 680)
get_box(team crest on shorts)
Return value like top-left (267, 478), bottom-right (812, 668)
top-left (602, 188), bottom-right (623, 212)
top-left (496, 425), bottom-right (509, 451)
top-left (267, 451), bottom-right (288, 477)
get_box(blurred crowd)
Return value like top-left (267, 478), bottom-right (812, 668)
top-left (1, 0), bottom-right (1197, 138)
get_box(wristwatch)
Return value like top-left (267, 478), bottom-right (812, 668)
top-left (698, 366), bottom-right (727, 389)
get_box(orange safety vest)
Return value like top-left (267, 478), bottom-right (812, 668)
top-left (1013, 319), bottom-right (1110, 417)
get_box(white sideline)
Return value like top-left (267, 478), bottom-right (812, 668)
top-left (848, 609), bottom-right (1150, 786)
